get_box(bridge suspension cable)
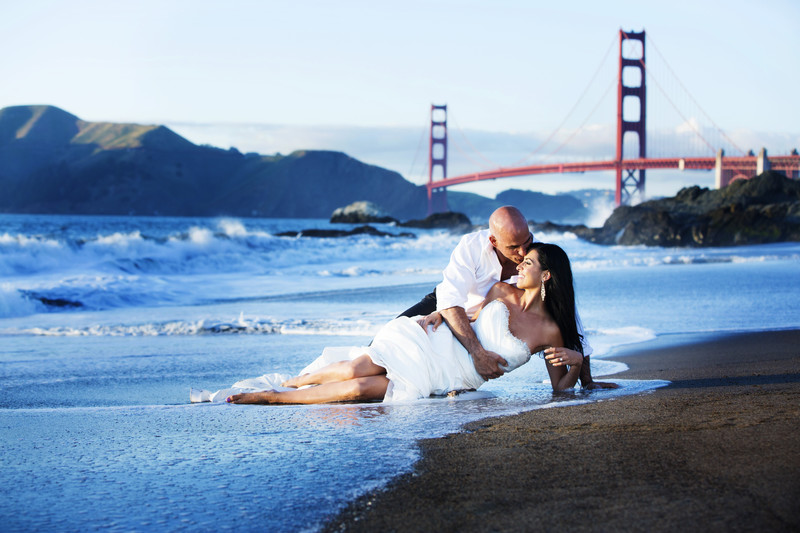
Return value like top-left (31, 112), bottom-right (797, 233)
top-left (437, 34), bottom-right (619, 171)
top-left (547, 76), bottom-right (616, 157)
top-left (644, 35), bottom-right (746, 156)
top-left (407, 119), bottom-right (430, 182)
top-left (448, 111), bottom-right (501, 169)
top-left (511, 33), bottom-right (619, 166)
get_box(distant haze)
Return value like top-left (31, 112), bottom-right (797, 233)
top-left (167, 121), bottom-right (798, 199)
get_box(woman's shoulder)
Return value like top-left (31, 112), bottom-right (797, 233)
top-left (514, 314), bottom-right (563, 354)
top-left (487, 281), bottom-right (516, 297)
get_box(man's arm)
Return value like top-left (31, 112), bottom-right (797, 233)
top-left (440, 305), bottom-right (507, 381)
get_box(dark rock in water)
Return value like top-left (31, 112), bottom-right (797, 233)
top-left (276, 225), bottom-right (415, 239)
top-left (330, 201), bottom-right (399, 224)
top-left (279, 212), bottom-right (471, 238)
top-left (542, 171), bottom-right (800, 247)
top-left (25, 292), bottom-right (84, 309)
top-left (529, 221), bottom-right (596, 241)
top-left (399, 212), bottom-right (474, 233)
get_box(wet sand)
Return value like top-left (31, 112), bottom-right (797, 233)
top-left (322, 329), bottom-right (800, 532)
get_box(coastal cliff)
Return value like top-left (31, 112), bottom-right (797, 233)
top-left (0, 105), bottom-right (428, 219)
top-left (0, 105), bottom-right (593, 222)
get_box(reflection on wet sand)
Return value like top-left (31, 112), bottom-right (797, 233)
top-left (300, 402), bottom-right (391, 428)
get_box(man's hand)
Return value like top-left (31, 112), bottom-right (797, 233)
top-left (473, 348), bottom-right (507, 381)
top-left (416, 311), bottom-right (443, 331)
top-left (439, 306), bottom-right (507, 381)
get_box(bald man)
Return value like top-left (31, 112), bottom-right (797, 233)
top-left (400, 206), bottom-right (613, 389)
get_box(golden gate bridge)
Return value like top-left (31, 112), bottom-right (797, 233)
top-left (423, 29), bottom-right (800, 214)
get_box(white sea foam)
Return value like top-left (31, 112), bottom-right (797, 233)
top-left (3, 312), bottom-right (384, 338)
top-left (588, 326), bottom-right (657, 357)
top-left (0, 284), bottom-right (40, 318)
top-left (583, 195), bottom-right (617, 228)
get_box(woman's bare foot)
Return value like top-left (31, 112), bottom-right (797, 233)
top-left (226, 391), bottom-right (277, 404)
top-left (281, 374), bottom-right (310, 388)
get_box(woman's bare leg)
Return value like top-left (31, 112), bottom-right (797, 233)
top-left (282, 355), bottom-right (385, 388)
top-left (227, 375), bottom-right (389, 404)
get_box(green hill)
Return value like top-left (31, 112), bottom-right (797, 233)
top-left (0, 105), bottom-right (593, 222)
top-left (0, 105), bottom-right (428, 218)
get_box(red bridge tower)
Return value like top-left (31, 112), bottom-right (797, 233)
top-left (427, 104), bottom-right (448, 214)
top-left (616, 29), bottom-right (647, 205)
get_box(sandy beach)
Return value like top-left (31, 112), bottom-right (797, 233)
top-left (322, 329), bottom-right (800, 532)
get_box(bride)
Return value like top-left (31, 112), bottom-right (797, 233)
top-left (200, 242), bottom-right (588, 405)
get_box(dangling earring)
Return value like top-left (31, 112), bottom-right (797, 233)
top-left (541, 280), bottom-right (546, 302)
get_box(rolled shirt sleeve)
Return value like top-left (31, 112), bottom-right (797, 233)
top-left (435, 229), bottom-right (502, 316)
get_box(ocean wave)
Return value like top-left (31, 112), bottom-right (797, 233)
top-left (3, 312), bottom-right (382, 338)
top-left (569, 243), bottom-right (800, 271)
top-left (587, 325), bottom-right (657, 357)
top-left (0, 284), bottom-right (41, 318)
top-left (5, 217), bottom-right (798, 281)
top-left (4, 215), bottom-right (800, 325)
top-left (0, 218), bottom-right (457, 279)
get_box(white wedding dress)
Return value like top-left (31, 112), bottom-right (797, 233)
top-left (191, 300), bottom-right (532, 403)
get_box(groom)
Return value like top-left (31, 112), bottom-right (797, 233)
top-left (401, 205), bottom-right (615, 389)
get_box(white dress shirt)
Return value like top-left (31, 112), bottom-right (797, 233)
top-left (436, 229), bottom-right (507, 316)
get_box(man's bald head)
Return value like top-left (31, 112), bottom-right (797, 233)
top-left (488, 206), bottom-right (532, 266)
top-left (489, 206), bottom-right (528, 236)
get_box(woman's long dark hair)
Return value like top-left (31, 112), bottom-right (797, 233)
top-left (529, 242), bottom-right (583, 355)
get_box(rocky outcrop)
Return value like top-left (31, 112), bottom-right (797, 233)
top-left (275, 225), bottom-right (414, 238)
top-left (286, 211), bottom-right (473, 238)
top-left (398, 211), bottom-right (474, 233)
top-left (330, 201), bottom-right (398, 224)
top-left (533, 171), bottom-right (800, 247)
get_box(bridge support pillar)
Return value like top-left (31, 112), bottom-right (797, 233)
top-left (615, 29), bottom-right (647, 206)
top-left (757, 147), bottom-right (771, 175)
top-left (715, 149), bottom-right (735, 188)
top-left (789, 150), bottom-right (800, 180)
top-left (427, 104), bottom-right (448, 215)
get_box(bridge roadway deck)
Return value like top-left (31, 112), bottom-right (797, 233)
top-left (431, 155), bottom-right (800, 188)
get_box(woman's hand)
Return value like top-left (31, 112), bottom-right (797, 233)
top-left (544, 347), bottom-right (583, 367)
top-left (584, 381), bottom-right (619, 390)
top-left (417, 311), bottom-right (443, 331)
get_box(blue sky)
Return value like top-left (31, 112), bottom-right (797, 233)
top-left (2, 0), bottom-right (798, 198)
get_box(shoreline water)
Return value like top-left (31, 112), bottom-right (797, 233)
top-left (322, 328), bottom-right (800, 532)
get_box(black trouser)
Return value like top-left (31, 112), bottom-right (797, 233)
top-left (398, 290), bottom-right (437, 318)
